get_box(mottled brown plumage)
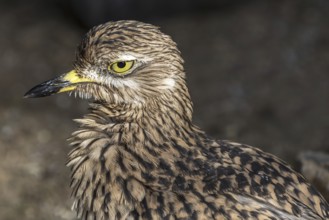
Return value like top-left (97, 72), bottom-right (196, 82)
top-left (25, 20), bottom-right (329, 220)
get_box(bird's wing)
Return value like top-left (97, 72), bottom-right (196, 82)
top-left (204, 140), bottom-right (329, 219)
top-left (231, 192), bottom-right (321, 220)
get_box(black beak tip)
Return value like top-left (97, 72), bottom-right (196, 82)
top-left (23, 85), bottom-right (45, 98)
top-left (24, 77), bottom-right (72, 99)
top-left (23, 89), bottom-right (46, 98)
top-left (23, 91), bottom-right (39, 98)
top-left (24, 81), bottom-right (60, 98)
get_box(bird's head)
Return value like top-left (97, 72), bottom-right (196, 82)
top-left (25, 20), bottom-right (189, 108)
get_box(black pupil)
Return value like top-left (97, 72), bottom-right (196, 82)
top-left (117, 62), bottom-right (126, 68)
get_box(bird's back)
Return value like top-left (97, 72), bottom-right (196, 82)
top-left (127, 139), bottom-right (329, 219)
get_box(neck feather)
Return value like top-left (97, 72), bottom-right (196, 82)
top-left (66, 95), bottom-right (209, 217)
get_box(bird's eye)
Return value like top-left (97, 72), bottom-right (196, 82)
top-left (109, 61), bottom-right (135, 74)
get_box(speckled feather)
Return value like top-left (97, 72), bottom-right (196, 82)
top-left (59, 21), bottom-right (329, 219)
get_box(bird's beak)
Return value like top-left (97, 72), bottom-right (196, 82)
top-left (24, 70), bottom-right (92, 98)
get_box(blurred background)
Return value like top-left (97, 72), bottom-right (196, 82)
top-left (1, 0), bottom-right (329, 219)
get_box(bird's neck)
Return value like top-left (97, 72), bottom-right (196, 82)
top-left (68, 99), bottom-right (208, 185)
top-left (67, 99), bottom-right (210, 217)
top-left (75, 99), bottom-right (202, 146)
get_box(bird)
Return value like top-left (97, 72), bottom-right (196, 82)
top-left (25, 20), bottom-right (329, 220)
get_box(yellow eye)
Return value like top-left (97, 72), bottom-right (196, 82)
top-left (109, 61), bottom-right (134, 74)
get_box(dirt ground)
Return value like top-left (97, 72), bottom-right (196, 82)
top-left (1, 0), bottom-right (329, 219)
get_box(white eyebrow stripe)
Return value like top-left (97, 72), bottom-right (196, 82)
top-left (116, 53), bottom-right (153, 62)
top-left (117, 54), bottom-right (138, 61)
